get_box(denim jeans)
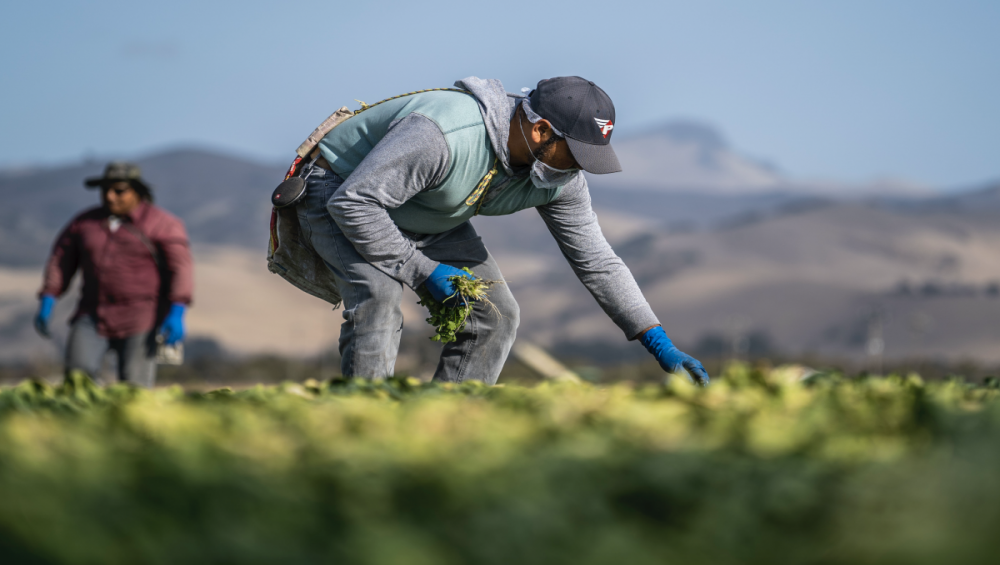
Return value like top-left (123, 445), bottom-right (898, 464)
top-left (65, 315), bottom-right (157, 387)
top-left (295, 164), bottom-right (519, 384)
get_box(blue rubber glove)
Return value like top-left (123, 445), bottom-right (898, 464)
top-left (159, 303), bottom-right (186, 345)
top-left (640, 326), bottom-right (710, 386)
top-left (424, 264), bottom-right (476, 305)
top-left (34, 294), bottom-right (55, 338)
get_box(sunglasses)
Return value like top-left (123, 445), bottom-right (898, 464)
top-left (103, 185), bottom-right (134, 195)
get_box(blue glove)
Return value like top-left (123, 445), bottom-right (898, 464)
top-left (34, 294), bottom-right (55, 338)
top-left (159, 303), bottom-right (186, 345)
top-left (424, 264), bottom-right (476, 305)
top-left (640, 326), bottom-right (710, 386)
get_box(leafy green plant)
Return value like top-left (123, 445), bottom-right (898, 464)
top-left (1, 368), bottom-right (999, 565)
top-left (416, 267), bottom-right (503, 343)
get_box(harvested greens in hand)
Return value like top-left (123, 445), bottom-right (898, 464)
top-left (417, 267), bottom-right (503, 343)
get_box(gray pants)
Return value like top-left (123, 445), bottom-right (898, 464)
top-left (66, 315), bottom-right (157, 387)
top-left (296, 165), bottom-right (519, 384)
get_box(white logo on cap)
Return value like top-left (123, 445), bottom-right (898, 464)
top-left (595, 118), bottom-right (614, 138)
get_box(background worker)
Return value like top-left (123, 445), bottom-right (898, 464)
top-left (34, 162), bottom-right (193, 387)
top-left (292, 76), bottom-right (708, 385)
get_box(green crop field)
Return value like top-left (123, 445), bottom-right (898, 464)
top-left (1, 366), bottom-right (998, 565)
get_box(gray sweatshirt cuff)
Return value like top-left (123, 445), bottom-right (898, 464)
top-left (397, 250), bottom-right (439, 289)
top-left (617, 306), bottom-right (661, 341)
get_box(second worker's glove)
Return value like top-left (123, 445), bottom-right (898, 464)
top-left (640, 326), bottom-right (710, 386)
top-left (424, 264), bottom-right (476, 306)
top-left (34, 294), bottom-right (56, 338)
top-left (158, 303), bottom-right (186, 345)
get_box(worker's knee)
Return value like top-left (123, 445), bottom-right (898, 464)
top-left (501, 300), bottom-right (520, 334)
top-left (366, 281), bottom-right (404, 310)
top-left (346, 280), bottom-right (404, 329)
top-left (487, 288), bottom-right (519, 339)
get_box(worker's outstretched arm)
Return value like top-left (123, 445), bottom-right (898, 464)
top-left (536, 174), bottom-right (660, 337)
top-left (537, 175), bottom-right (709, 385)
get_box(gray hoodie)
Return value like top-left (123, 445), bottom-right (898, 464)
top-left (327, 77), bottom-right (659, 339)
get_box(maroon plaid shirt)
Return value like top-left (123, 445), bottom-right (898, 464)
top-left (40, 202), bottom-right (193, 338)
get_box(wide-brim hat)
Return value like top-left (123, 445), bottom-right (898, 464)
top-left (84, 161), bottom-right (152, 193)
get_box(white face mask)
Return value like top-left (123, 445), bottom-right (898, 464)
top-left (519, 113), bottom-right (578, 189)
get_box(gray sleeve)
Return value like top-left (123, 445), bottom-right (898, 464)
top-left (327, 113), bottom-right (450, 289)
top-left (536, 174), bottom-right (661, 339)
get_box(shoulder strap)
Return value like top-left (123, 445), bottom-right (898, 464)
top-left (293, 88), bottom-right (471, 160)
top-left (351, 87), bottom-right (470, 115)
top-left (122, 208), bottom-right (161, 268)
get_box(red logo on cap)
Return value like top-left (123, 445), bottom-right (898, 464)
top-left (595, 118), bottom-right (614, 138)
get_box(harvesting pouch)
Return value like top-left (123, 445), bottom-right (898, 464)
top-left (267, 205), bottom-right (343, 308)
top-left (265, 107), bottom-right (355, 308)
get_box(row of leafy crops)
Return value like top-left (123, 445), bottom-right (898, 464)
top-left (0, 366), bottom-right (998, 565)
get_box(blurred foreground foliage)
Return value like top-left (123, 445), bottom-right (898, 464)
top-left (1, 365), bottom-right (999, 565)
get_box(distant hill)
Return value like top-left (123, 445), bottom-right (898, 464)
top-left (3, 146), bottom-right (999, 367)
top-left (0, 144), bottom-right (803, 268)
top-left (475, 185), bottom-right (1000, 363)
top-left (590, 119), bottom-right (935, 197)
top-left (598, 120), bottom-right (783, 192)
top-left (0, 149), bottom-right (284, 266)
top-left (0, 120), bottom-right (953, 268)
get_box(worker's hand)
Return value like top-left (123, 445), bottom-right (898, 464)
top-left (640, 326), bottom-right (710, 386)
top-left (158, 303), bottom-right (186, 345)
top-left (424, 263), bottom-right (476, 306)
top-left (34, 295), bottom-right (56, 338)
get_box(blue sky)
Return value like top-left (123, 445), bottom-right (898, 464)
top-left (1, 0), bottom-right (997, 189)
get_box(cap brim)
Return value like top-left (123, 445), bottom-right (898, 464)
top-left (84, 177), bottom-right (105, 188)
top-left (565, 137), bottom-right (622, 174)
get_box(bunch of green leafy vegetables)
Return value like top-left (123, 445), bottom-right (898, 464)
top-left (416, 267), bottom-right (502, 343)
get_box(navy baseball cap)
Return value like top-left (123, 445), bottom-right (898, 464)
top-left (529, 76), bottom-right (622, 174)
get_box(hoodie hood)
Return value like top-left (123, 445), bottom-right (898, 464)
top-left (454, 76), bottom-right (522, 176)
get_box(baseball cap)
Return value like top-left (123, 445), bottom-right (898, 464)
top-left (528, 76), bottom-right (622, 174)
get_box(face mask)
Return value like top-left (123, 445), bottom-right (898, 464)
top-left (519, 113), bottom-right (578, 189)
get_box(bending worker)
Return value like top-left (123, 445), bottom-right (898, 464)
top-left (35, 162), bottom-right (193, 387)
top-left (288, 76), bottom-right (708, 385)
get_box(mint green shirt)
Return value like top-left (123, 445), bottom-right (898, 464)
top-left (319, 90), bottom-right (561, 235)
